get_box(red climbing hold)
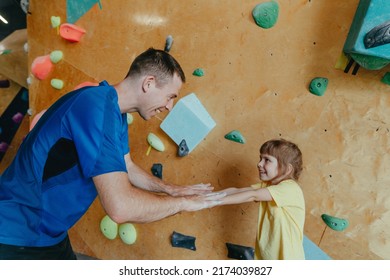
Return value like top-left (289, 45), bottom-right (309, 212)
top-left (60, 23), bottom-right (86, 42)
top-left (31, 55), bottom-right (54, 80)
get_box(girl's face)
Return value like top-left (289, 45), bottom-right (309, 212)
top-left (257, 154), bottom-right (279, 183)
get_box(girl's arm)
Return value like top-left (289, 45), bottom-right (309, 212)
top-left (219, 187), bottom-right (273, 206)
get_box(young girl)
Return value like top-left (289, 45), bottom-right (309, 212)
top-left (220, 139), bottom-right (305, 260)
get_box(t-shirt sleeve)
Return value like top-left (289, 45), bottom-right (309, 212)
top-left (267, 180), bottom-right (301, 207)
top-left (65, 90), bottom-right (127, 178)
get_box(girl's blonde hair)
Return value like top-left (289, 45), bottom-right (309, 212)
top-left (260, 139), bottom-right (303, 180)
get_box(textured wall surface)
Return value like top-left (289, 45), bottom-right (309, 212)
top-left (23, 0), bottom-right (390, 259)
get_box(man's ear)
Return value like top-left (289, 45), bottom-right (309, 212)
top-left (142, 76), bottom-right (155, 93)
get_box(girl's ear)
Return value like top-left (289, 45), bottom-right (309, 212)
top-left (286, 163), bottom-right (293, 177)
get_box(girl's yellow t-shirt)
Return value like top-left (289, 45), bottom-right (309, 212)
top-left (252, 179), bottom-right (305, 260)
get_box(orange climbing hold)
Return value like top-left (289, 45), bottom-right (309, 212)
top-left (73, 81), bottom-right (99, 90)
top-left (31, 55), bottom-right (54, 80)
top-left (59, 23), bottom-right (86, 42)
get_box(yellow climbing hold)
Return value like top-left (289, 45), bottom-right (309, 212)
top-left (100, 215), bottom-right (118, 240)
top-left (126, 113), bottom-right (134, 125)
top-left (147, 132), bottom-right (165, 152)
top-left (50, 50), bottom-right (63, 64)
top-left (118, 223), bottom-right (137, 245)
top-left (50, 16), bottom-right (61, 28)
top-left (50, 78), bottom-right (64, 90)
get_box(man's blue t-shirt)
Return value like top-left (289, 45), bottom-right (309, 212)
top-left (0, 81), bottom-right (129, 247)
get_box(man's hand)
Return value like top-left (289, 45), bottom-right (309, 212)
top-left (182, 191), bottom-right (227, 212)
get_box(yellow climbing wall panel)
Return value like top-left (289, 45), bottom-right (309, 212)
top-left (25, 0), bottom-right (390, 259)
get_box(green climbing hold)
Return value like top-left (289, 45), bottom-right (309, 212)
top-left (225, 130), bottom-right (246, 144)
top-left (1, 49), bottom-right (12, 55)
top-left (100, 215), bottom-right (118, 240)
top-left (50, 50), bottom-right (63, 63)
top-left (193, 68), bottom-right (204, 77)
top-left (50, 78), bottom-right (64, 90)
top-left (309, 77), bottom-right (328, 96)
top-left (350, 53), bottom-right (390, 70)
top-left (118, 223), bottom-right (137, 245)
top-left (381, 72), bottom-right (390, 86)
top-left (321, 214), bottom-right (349, 231)
top-left (252, 1), bottom-right (279, 29)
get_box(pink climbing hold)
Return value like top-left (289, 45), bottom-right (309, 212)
top-left (12, 112), bottom-right (24, 124)
top-left (0, 142), bottom-right (9, 153)
top-left (73, 81), bottom-right (99, 90)
top-left (60, 23), bottom-right (86, 42)
top-left (31, 55), bottom-right (54, 80)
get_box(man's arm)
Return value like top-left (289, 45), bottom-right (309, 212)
top-left (93, 171), bottom-right (224, 224)
top-left (124, 153), bottom-right (213, 196)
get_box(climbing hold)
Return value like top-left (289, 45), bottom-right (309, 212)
top-left (252, 1), bottom-right (279, 29)
top-left (171, 231), bottom-right (196, 251)
top-left (59, 23), bottom-right (86, 42)
top-left (151, 163), bottom-right (163, 179)
top-left (321, 214), bottom-right (349, 231)
top-left (73, 81), bottom-right (99, 90)
top-left (224, 130), bottom-right (246, 144)
top-left (51, 16), bottom-right (61, 28)
top-left (309, 77), bottom-right (328, 96)
top-left (118, 223), bottom-right (137, 245)
top-left (21, 90), bottom-right (29, 102)
top-left (0, 79), bottom-right (10, 88)
top-left (364, 20), bottom-right (390, 49)
top-left (334, 52), bottom-right (349, 70)
top-left (178, 139), bottom-right (189, 157)
top-left (30, 109), bottom-right (47, 131)
top-left (226, 243), bottom-right (254, 260)
top-left (51, 78), bottom-right (64, 90)
top-left (350, 53), bottom-right (390, 70)
top-left (160, 93), bottom-right (216, 153)
top-left (126, 113), bottom-right (134, 125)
top-left (12, 112), bottom-right (24, 124)
top-left (192, 68), bottom-right (205, 77)
top-left (164, 35), bottom-right (173, 52)
top-left (50, 50), bottom-right (63, 63)
top-left (381, 72), bottom-right (390, 85)
top-left (100, 215), bottom-right (118, 240)
top-left (31, 55), bottom-right (54, 80)
top-left (147, 133), bottom-right (165, 152)
top-left (0, 49), bottom-right (12, 55)
top-left (23, 42), bottom-right (28, 53)
top-left (0, 142), bottom-right (9, 153)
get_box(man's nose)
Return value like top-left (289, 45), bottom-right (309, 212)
top-left (165, 99), bottom-right (174, 111)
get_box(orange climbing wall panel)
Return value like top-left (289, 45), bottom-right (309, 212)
top-left (25, 0), bottom-right (390, 259)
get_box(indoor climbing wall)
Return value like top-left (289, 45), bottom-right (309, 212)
top-left (25, 0), bottom-right (390, 259)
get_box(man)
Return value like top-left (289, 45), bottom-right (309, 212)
top-left (0, 48), bottom-right (224, 259)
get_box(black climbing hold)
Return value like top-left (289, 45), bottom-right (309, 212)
top-left (171, 231), bottom-right (196, 251)
top-left (151, 163), bottom-right (163, 179)
top-left (226, 242), bottom-right (254, 260)
top-left (178, 139), bottom-right (189, 157)
top-left (364, 20), bottom-right (390, 49)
